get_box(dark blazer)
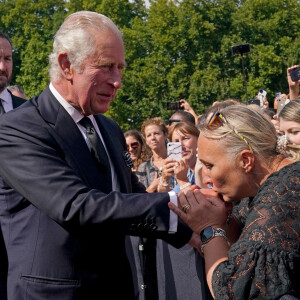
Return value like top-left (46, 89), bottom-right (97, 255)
top-left (0, 90), bottom-right (26, 300)
top-left (10, 91), bottom-right (26, 109)
top-left (0, 87), bottom-right (191, 300)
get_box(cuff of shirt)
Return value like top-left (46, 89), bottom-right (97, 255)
top-left (168, 190), bottom-right (178, 233)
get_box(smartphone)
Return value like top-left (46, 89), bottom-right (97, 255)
top-left (247, 98), bottom-right (260, 106)
top-left (167, 142), bottom-right (182, 161)
top-left (166, 101), bottom-right (183, 110)
top-left (277, 98), bottom-right (290, 115)
top-left (289, 66), bottom-right (300, 82)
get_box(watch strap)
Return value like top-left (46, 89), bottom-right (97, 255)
top-left (200, 227), bottom-right (227, 254)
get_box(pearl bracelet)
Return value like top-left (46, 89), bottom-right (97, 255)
top-left (179, 182), bottom-right (191, 190)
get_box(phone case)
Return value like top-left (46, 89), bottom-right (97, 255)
top-left (277, 98), bottom-right (289, 115)
top-left (167, 142), bottom-right (182, 160)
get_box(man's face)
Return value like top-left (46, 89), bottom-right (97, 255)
top-left (0, 38), bottom-right (13, 93)
top-left (70, 30), bottom-right (125, 116)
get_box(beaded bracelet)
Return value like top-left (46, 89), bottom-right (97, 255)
top-left (179, 182), bottom-right (191, 190)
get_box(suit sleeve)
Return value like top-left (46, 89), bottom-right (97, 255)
top-left (0, 112), bottom-right (191, 247)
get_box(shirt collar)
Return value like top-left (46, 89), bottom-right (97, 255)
top-left (0, 88), bottom-right (12, 104)
top-left (49, 82), bottom-right (87, 124)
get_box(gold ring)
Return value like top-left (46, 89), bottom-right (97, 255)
top-left (182, 204), bottom-right (190, 213)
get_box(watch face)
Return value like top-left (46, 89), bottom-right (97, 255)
top-left (200, 226), bottom-right (213, 243)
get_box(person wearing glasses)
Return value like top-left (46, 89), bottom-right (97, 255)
top-left (124, 129), bottom-right (151, 172)
top-left (169, 105), bottom-right (300, 299)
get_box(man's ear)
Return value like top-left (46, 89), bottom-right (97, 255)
top-left (238, 150), bottom-right (254, 173)
top-left (57, 53), bottom-right (73, 80)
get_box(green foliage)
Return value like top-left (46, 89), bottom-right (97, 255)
top-left (1, 0), bottom-right (300, 130)
top-left (0, 0), bottom-right (66, 97)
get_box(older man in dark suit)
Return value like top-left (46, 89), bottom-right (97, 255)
top-left (0, 12), bottom-right (196, 300)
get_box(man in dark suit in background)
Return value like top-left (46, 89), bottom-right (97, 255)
top-left (0, 31), bottom-right (26, 300)
top-left (0, 32), bottom-right (26, 113)
top-left (0, 12), bottom-right (196, 300)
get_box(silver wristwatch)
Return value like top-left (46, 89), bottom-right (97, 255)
top-left (200, 227), bottom-right (227, 254)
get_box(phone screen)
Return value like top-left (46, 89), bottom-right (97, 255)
top-left (167, 142), bottom-right (182, 161)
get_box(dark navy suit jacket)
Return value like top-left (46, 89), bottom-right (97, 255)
top-left (0, 87), bottom-right (191, 300)
top-left (0, 91), bottom-right (26, 300)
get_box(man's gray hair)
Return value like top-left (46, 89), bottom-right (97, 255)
top-left (49, 11), bottom-right (122, 82)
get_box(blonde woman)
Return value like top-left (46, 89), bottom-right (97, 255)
top-left (170, 105), bottom-right (300, 299)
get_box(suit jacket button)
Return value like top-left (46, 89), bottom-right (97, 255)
top-left (144, 223), bottom-right (150, 230)
top-left (137, 223), bottom-right (144, 230)
top-left (149, 224), bottom-right (158, 231)
top-left (129, 224), bottom-right (137, 231)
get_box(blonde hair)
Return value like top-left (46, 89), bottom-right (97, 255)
top-left (200, 104), bottom-right (278, 165)
top-left (279, 99), bottom-right (300, 124)
top-left (278, 100), bottom-right (300, 161)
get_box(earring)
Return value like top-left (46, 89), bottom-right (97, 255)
top-left (245, 169), bottom-right (249, 173)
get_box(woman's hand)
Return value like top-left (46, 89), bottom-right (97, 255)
top-left (146, 172), bottom-right (160, 193)
top-left (169, 188), bottom-right (228, 234)
top-left (174, 158), bottom-right (189, 184)
top-left (160, 158), bottom-right (176, 183)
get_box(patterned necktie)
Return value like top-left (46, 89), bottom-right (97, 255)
top-left (79, 117), bottom-right (112, 187)
top-left (0, 99), bottom-right (5, 115)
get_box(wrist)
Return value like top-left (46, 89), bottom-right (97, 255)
top-left (179, 182), bottom-right (191, 191)
top-left (159, 177), bottom-right (169, 187)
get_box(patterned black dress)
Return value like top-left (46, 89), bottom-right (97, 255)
top-left (212, 161), bottom-right (300, 299)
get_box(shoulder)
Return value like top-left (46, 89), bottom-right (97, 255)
top-left (11, 94), bottom-right (26, 108)
top-left (261, 161), bottom-right (300, 194)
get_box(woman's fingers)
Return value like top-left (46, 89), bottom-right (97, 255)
top-left (168, 202), bottom-right (189, 223)
top-left (170, 188), bottom-right (228, 233)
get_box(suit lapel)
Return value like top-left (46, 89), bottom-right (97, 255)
top-left (10, 92), bottom-right (26, 109)
top-left (95, 116), bottom-right (132, 192)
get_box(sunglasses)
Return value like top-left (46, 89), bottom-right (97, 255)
top-left (207, 112), bottom-right (253, 153)
top-left (126, 142), bottom-right (140, 150)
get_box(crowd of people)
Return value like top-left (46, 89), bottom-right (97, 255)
top-left (124, 95), bottom-right (300, 300)
top-left (0, 10), bottom-right (299, 300)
